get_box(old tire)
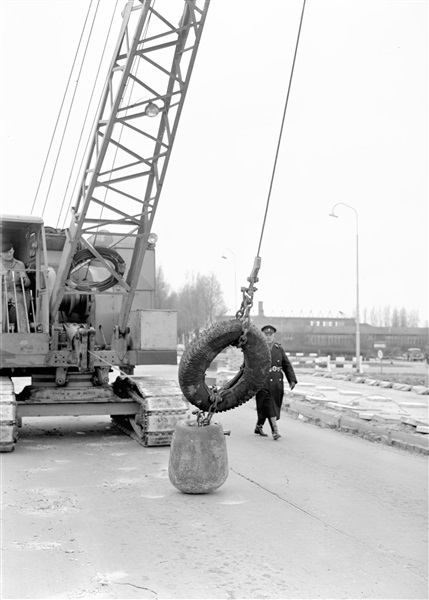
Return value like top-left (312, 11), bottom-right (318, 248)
top-left (178, 319), bottom-right (270, 412)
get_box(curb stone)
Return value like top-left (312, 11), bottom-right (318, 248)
top-left (313, 371), bottom-right (428, 396)
top-left (392, 383), bottom-right (413, 391)
top-left (412, 385), bottom-right (429, 395)
top-left (283, 397), bottom-right (429, 455)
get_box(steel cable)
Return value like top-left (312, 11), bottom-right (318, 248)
top-left (30, 0), bottom-right (95, 216)
top-left (40, 0), bottom-right (102, 219)
top-left (69, 246), bottom-right (125, 292)
top-left (57, 0), bottom-right (119, 229)
top-left (256, 0), bottom-right (307, 257)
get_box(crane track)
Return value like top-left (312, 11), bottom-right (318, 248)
top-left (0, 376), bottom-right (18, 452)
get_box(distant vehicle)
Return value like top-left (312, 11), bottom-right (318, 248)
top-left (406, 348), bottom-right (425, 361)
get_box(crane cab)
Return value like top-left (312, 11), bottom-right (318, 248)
top-left (0, 215), bottom-right (51, 374)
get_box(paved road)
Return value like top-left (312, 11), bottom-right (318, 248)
top-left (2, 368), bottom-right (427, 600)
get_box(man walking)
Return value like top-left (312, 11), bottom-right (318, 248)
top-left (255, 325), bottom-right (297, 440)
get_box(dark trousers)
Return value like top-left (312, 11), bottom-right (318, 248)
top-left (256, 390), bottom-right (276, 430)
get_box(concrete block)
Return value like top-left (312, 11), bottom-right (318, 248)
top-left (329, 403), bottom-right (358, 416)
top-left (308, 397), bottom-right (333, 404)
top-left (327, 402), bottom-right (341, 409)
top-left (305, 394), bottom-right (327, 403)
top-left (392, 383), bottom-right (412, 391)
top-left (372, 414), bottom-right (403, 424)
top-left (416, 426), bottom-right (429, 434)
top-left (379, 381), bottom-right (393, 388)
top-left (337, 416), bottom-right (359, 433)
top-left (412, 386), bottom-right (429, 395)
top-left (394, 441), bottom-right (428, 455)
top-left (288, 389), bottom-right (308, 399)
top-left (285, 396), bottom-right (429, 453)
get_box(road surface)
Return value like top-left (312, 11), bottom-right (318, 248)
top-left (1, 370), bottom-right (428, 600)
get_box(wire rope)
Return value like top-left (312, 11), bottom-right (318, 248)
top-left (30, 1), bottom-right (94, 217)
top-left (57, 0), bottom-right (119, 229)
top-left (39, 0), bottom-right (101, 219)
top-left (256, 0), bottom-right (306, 257)
top-left (69, 246), bottom-right (125, 292)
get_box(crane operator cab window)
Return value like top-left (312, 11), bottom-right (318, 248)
top-left (1, 241), bottom-right (31, 333)
top-left (0, 216), bottom-right (47, 335)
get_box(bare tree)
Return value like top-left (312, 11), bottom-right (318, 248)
top-left (177, 276), bottom-right (202, 344)
top-left (365, 305), bottom-right (421, 328)
top-left (383, 305), bottom-right (391, 327)
top-left (399, 307), bottom-right (408, 327)
top-left (155, 266), bottom-right (175, 309)
top-left (177, 272), bottom-right (227, 345)
top-left (197, 272), bottom-right (228, 327)
top-left (391, 306), bottom-right (400, 327)
top-left (369, 306), bottom-right (379, 326)
top-left (408, 309), bottom-right (420, 327)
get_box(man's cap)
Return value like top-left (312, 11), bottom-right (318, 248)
top-left (1, 241), bottom-right (13, 253)
top-left (261, 325), bottom-right (277, 334)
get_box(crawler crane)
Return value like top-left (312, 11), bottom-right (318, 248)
top-left (0, 0), bottom-right (210, 451)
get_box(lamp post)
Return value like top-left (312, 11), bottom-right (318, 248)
top-left (221, 248), bottom-right (237, 311)
top-left (329, 203), bottom-right (362, 374)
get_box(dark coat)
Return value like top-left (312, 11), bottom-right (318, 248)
top-left (256, 343), bottom-right (298, 420)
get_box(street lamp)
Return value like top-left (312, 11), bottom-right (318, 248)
top-left (329, 202), bottom-right (362, 374)
top-left (221, 248), bottom-right (237, 310)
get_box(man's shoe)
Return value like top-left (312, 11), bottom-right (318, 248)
top-left (254, 425), bottom-right (268, 437)
top-left (272, 431), bottom-right (281, 440)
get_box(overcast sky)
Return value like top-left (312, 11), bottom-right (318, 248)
top-left (1, 0), bottom-right (427, 325)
